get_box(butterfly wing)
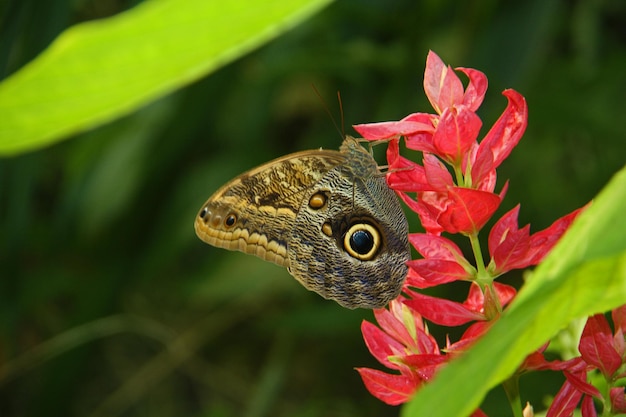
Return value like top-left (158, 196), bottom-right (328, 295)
top-left (287, 151), bottom-right (410, 309)
top-left (195, 149), bottom-right (345, 267)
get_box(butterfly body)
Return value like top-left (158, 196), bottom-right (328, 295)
top-left (195, 136), bottom-right (410, 309)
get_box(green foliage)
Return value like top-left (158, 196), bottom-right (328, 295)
top-left (403, 166), bottom-right (626, 417)
top-left (0, 0), bottom-right (333, 155)
top-left (1, 0), bottom-right (625, 416)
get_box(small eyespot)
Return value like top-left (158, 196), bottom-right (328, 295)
top-left (199, 207), bottom-right (208, 219)
top-left (308, 192), bottom-right (327, 210)
top-left (225, 213), bottom-right (237, 227)
top-left (343, 223), bottom-right (381, 261)
top-left (321, 222), bottom-right (333, 237)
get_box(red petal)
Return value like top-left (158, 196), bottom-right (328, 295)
top-left (403, 112), bottom-right (438, 124)
top-left (406, 259), bottom-right (472, 287)
top-left (438, 65), bottom-right (464, 112)
top-left (491, 225), bottom-right (531, 275)
top-left (474, 89), bottom-right (527, 171)
top-left (612, 305), bottom-right (626, 334)
top-left (387, 159), bottom-right (430, 192)
top-left (493, 282), bottom-right (518, 307)
top-left (488, 205), bottom-right (543, 274)
top-left (402, 353), bottom-right (446, 380)
top-left (405, 131), bottom-right (438, 154)
top-left (463, 321), bottom-right (492, 339)
top-left (461, 283), bottom-right (517, 315)
top-left (477, 168), bottom-right (498, 193)
top-left (408, 233), bottom-right (465, 261)
top-left (414, 326), bottom-right (440, 355)
top-left (401, 113), bottom-right (439, 153)
top-left (355, 367), bottom-right (419, 405)
top-left (381, 300), bottom-right (439, 355)
top-left (581, 395), bottom-right (598, 417)
top-left (546, 379), bottom-right (584, 417)
top-left (354, 120), bottom-right (433, 140)
top-left (385, 135), bottom-right (401, 165)
top-left (423, 153), bottom-right (454, 190)
top-left (463, 282), bottom-right (485, 312)
top-left (580, 314), bottom-right (622, 378)
top-left (402, 353), bottom-right (446, 368)
top-left (398, 192), bottom-right (444, 235)
top-left (446, 323), bottom-right (489, 353)
top-left (404, 291), bottom-right (484, 326)
top-left (457, 67), bottom-right (488, 112)
top-left (522, 351), bottom-right (547, 371)
top-left (470, 144), bottom-right (495, 191)
top-left (435, 187), bottom-right (502, 234)
top-left (432, 106), bottom-right (482, 164)
top-left (424, 51), bottom-right (464, 114)
top-left (488, 205), bottom-right (521, 257)
top-left (361, 320), bottom-right (405, 369)
top-left (564, 371), bottom-right (602, 398)
top-left (373, 306), bottom-right (418, 352)
top-left (470, 409), bottom-right (489, 417)
top-left (390, 298), bottom-right (427, 333)
top-left (525, 206), bottom-right (587, 266)
top-left (613, 328), bottom-right (625, 359)
top-left (498, 180), bottom-right (509, 201)
top-left (385, 139), bottom-right (433, 193)
top-left (613, 305), bottom-right (626, 358)
top-left (423, 51), bottom-right (446, 111)
top-left (610, 387), bottom-right (626, 413)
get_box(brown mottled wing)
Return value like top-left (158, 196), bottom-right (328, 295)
top-left (194, 149), bottom-right (346, 267)
top-left (287, 138), bottom-right (410, 309)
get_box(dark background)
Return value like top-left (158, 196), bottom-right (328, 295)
top-left (1, 0), bottom-right (625, 416)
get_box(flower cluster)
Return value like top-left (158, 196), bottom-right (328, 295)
top-left (352, 51), bottom-right (604, 415)
top-left (547, 306), bottom-right (626, 417)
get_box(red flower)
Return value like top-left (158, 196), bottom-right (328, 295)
top-left (354, 51), bottom-right (587, 413)
top-left (356, 299), bottom-right (443, 405)
top-left (405, 233), bottom-right (474, 288)
top-left (580, 314), bottom-right (622, 379)
top-left (355, 367), bottom-right (421, 406)
top-left (403, 282), bottom-right (515, 328)
top-left (384, 138), bottom-right (508, 235)
top-left (547, 309), bottom-right (626, 416)
top-left (488, 204), bottom-right (586, 276)
top-left (355, 51), bottom-right (490, 167)
top-left (518, 343), bottom-right (582, 373)
top-left (610, 387), bottom-right (626, 413)
top-left (355, 51), bottom-right (526, 236)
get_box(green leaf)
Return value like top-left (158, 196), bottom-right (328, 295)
top-left (0, 0), bottom-right (333, 156)
top-left (402, 164), bottom-right (626, 417)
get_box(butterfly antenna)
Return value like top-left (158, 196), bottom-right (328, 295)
top-left (337, 91), bottom-right (345, 138)
top-left (311, 84), bottom-right (344, 140)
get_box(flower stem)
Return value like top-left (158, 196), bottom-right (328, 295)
top-left (502, 375), bottom-right (523, 417)
top-left (600, 377), bottom-right (612, 417)
top-left (468, 232), bottom-right (502, 316)
top-left (468, 233), bottom-right (487, 279)
top-left (453, 164), bottom-right (465, 186)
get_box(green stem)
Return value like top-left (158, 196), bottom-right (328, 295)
top-left (502, 375), bottom-right (523, 417)
top-left (468, 231), bottom-right (502, 316)
top-left (453, 164), bottom-right (465, 186)
top-left (600, 376), bottom-right (612, 417)
top-left (468, 232), bottom-right (487, 279)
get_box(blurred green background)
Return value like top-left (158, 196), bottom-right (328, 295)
top-left (1, 0), bottom-right (625, 416)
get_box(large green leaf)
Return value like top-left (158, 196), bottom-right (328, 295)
top-left (402, 164), bottom-right (626, 417)
top-left (0, 0), bottom-right (333, 156)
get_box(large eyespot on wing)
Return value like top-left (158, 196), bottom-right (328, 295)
top-left (343, 222), bottom-right (381, 261)
top-left (286, 166), bottom-right (410, 309)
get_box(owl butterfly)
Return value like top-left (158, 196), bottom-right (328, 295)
top-left (194, 136), bottom-right (410, 309)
